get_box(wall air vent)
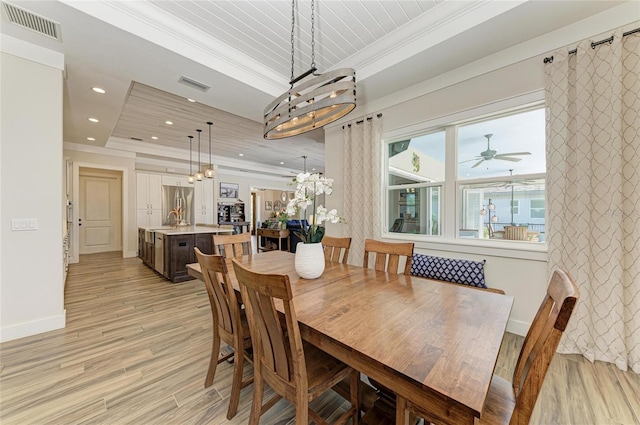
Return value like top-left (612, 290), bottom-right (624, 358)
top-left (2, 2), bottom-right (61, 41)
top-left (178, 76), bottom-right (211, 92)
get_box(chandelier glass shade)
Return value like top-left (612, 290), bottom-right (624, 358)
top-left (263, 0), bottom-right (356, 140)
top-left (195, 129), bottom-right (204, 181)
top-left (204, 121), bottom-right (215, 178)
top-left (187, 135), bottom-right (195, 184)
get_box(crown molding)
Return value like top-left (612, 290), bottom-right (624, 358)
top-left (64, 141), bottom-right (136, 158)
top-left (107, 137), bottom-right (295, 177)
top-left (339, 1), bottom-right (526, 80)
top-left (0, 34), bottom-right (64, 70)
top-left (59, 0), bottom-right (287, 96)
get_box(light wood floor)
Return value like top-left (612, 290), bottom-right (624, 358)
top-left (1, 251), bottom-right (638, 424)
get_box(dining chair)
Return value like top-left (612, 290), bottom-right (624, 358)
top-left (213, 232), bottom-right (253, 258)
top-left (231, 259), bottom-right (360, 425)
top-left (363, 239), bottom-right (414, 275)
top-left (396, 269), bottom-right (579, 425)
top-left (321, 235), bottom-right (352, 264)
top-left (193, 248), bottom-right (253, 420)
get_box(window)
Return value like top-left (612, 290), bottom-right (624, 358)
top-left (386, 105), bottom-right (546, 244)
top-left (387, 131), bottom-right (444, 235)
top-left (511, 199), bottom-right (520, 215)
top-left (530, 199), bottom-right (545, 219)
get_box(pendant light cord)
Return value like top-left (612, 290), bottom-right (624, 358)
top-left (197, 129), bottom-right (202, 172)
top-left (290, 0), bottom-right (295, 86)
top-left (207, 122), bottom-right (213, 168)
top-left (310, 0), bottom-right (315, 70)
top-left (188, 136), bottom-right (193, 174)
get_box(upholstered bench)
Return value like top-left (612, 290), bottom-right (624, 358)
top-left (410, 253), bottom-right (504, 294)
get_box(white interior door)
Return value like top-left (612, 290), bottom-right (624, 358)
top-left (79, 168), bottom-right (122, 254)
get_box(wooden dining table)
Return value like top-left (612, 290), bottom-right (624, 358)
top-left (187, 250), bottom-right (514, 425)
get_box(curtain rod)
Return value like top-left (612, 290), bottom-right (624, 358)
top-left (342, 113), bottom-right (382, 129)
top-left (543, 27), bottom-right (640, 63)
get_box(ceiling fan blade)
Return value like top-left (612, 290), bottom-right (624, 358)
top-left (494, 156), bottom-right (523, 162)
top-left (471, 159), bottom-right (485, 168)
top-left (495, 152), bottom-right (531, 157)
top-left (458, 158), bottom-right (482, 164)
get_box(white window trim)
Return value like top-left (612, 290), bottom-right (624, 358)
top-left (382, 90), bottom-right (547, 261)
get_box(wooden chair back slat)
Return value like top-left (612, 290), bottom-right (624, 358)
top-left (509, 269), bottom-right (578, 425)
top-left (232, 260), bottom-right (296, 384)
top-left (213, 233), bottom-right (252, 259)
top-left (363, 239), bottom-right (414, 275)
top-left (194, 248), bottom-right (237, 335)
top-left (321, 236), bottom-right (351, 264)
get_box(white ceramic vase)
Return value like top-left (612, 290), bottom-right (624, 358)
top-left (294, 242), bottom-right (325, 279)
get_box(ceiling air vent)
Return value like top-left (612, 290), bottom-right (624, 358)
top-left (130, 137), bottom-right (144, 142)
top-left (178, 76), bottom-right (211, 92)
top-left (2, 2), bottom-right (61, 41)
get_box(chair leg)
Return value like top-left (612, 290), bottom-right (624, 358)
top-left (295, 391), bottom-right (309, 425)
top-left (351, 370), bottom-right (360, 425)
top-left (204, 332), bottom-right (221, 388)
top-left (226, 348), bottom-right (245, 419)
top-left (249, 374), bottom-right (264, 425)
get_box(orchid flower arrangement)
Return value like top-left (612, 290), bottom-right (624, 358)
top-left (285, 172), bottom-right (344, 244)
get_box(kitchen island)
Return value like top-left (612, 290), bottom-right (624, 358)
top-left (138, 226), bottom-right (233, 283)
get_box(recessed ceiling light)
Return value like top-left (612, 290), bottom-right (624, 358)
top-left (86, 137), bottom-right (95, 141)
top-left (238, 153), bottom-right (244, 157)
top-left (187, 98), bottom-right (196, 102)
top-left (165, 120), bottom-right (173, 125)
top-left (151, 136), bottom-right (158, 140)
top-left (312, 168), bottom-right (316, 171)
top-left (88, 117), bottom-right (99, 123)
top-left (280, 161), bottom-right (285, 165)
top-left (92, 87), bottom-right (106, 94)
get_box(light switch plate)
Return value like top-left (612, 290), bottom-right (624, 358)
top-left (11, 218), bottom-right (38, 231)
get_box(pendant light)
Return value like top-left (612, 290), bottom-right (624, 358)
top-left (263, 0), bottom-right (356, 139)
top-left (204, 121), bottom-right (215, 178)
top-left (195, 129), bottom-right (204, 181)
top-left (187, 135), bottom-right (195, 184)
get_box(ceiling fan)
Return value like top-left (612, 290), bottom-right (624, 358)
top-left (461, 134), bottom-right (531, 168)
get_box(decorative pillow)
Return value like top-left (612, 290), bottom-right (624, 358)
top-left (410, 254), bottom-right (487, 288)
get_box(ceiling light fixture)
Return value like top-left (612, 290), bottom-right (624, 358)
top-left (151, 136), bottom-right (158, 140)
top-left (195, 129), bottom-right (204, 181)
top-left (238, 153), bottom-right (244, 157)
top-left (187, 98), bottom-right (196, 102)
top-left (204, 121), bottom-right (215, 178)
top-left (92, 87), bottom-right (105, 94)
top-left (86, 137), bottom-right (95, 141)
top-left (88, 117), bottom-right (99, 123)
top-left (165, 120), bottom-right (173, 125)
top-left (187, 135), bottom-right (195, 184)
top-left (263, 0), bottom-right (356, 139)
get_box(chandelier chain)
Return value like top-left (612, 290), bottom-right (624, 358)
top-left (290, 0), bottom-right (295, 84)
top-left (310, 0), bottom-right (315, 69)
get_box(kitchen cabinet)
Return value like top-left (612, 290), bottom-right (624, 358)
top-left (137, 228), bottom-right (154, 267)
top-left (194, 179), bottom-right (214, 224)
top-left (163, 232), bottom-right (214, 282)
top-left (137, 173), bottom-right (162, 227)
top-left (162, 175), bottom-right (190, 187)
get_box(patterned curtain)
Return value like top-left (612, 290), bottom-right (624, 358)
top-left (343, 115), bottom-right (383, 266)
top-left (545, 28), bottom-right (640, 373)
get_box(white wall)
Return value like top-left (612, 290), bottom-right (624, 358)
top-left (1, 42), bottom-right (65, 342)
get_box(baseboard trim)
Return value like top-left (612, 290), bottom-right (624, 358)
top-left (507, 318), bottom-right (529, 337)
top-left (0, 310), bottom-right (66, 343)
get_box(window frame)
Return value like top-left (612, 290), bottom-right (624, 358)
top-left (381, 92), bottom-right (547, 260)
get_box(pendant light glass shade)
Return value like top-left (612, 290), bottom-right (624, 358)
top-left (187, 135), bottom-right (195, 184)
top-left (195, 129), bottom-right (204, 181)
top-left (204, 121), bottom-right (215, 178)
